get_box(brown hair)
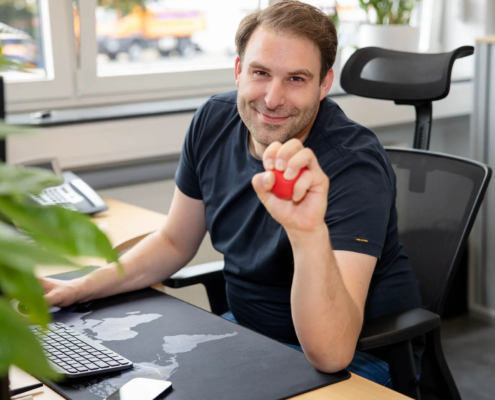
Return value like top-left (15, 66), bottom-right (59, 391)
top-left (235, 1), bottom-right (338, 84)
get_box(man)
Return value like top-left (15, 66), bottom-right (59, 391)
top-left (42, 1), bottom-right (422, 388)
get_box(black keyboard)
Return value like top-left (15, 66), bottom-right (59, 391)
top-left (30, 322), bottom-right (133, 378)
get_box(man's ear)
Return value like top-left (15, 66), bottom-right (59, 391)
top-left (235, 56), bottom-right (242, 88)
top-left (319, 68), bottom-right (334, 100)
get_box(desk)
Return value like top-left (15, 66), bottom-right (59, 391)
top-left (9, 198), bottom-right (411, 400)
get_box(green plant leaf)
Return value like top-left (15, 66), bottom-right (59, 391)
top-left (0, 122), bottom-right (33, 139)
top-left (0, 164), bottom-right (61, 195)
top-left (0, 221), bottom-right (80, 270)
top-left (0, 197), bottom-right (119, 263)
top-left (0, 264), bottom-right (50, 326)
top-left (0, 298), bottom-right (60, 379)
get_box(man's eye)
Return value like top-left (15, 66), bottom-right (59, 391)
top-left (255, 71), bottom-right (268, 76)
top-left (290, 77), bottom-right (304, 82)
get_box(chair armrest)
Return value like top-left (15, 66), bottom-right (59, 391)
top-left (357, 308), bottom-right (440, 351)
top-left (163, 261), bottom-right (225, 289)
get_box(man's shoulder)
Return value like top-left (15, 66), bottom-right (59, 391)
top-left (199, 90), bottom-right (238, 115)
top-left (210, 90), bottom-right (238, 105)
top-left (192, 90), bottom-right (239, 127)
top-left (314, 97), bottom-right (392, 179)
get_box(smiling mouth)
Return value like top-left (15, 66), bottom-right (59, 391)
top-left (256, 110), bottom-right (290, 123)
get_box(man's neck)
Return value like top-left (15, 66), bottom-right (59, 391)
top-left (249, 128), bottom-right (312, 160)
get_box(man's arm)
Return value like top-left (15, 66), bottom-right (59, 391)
top-left (290, 229), bottom-right (375, 372)
top-left (252, 139), bottom-right (375, 373)
top-left (42, 186), bottom-right (207, 306)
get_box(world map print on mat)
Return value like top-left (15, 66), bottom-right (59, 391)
top-left (52, 309), bottom-right (238, 399)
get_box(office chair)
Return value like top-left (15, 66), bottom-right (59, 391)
top-left (340, 46), bottom-right (474, 150)
top-left (357, 148), bottom-right (491, 399)
top-left (164, 46), bottom-right (491, 399)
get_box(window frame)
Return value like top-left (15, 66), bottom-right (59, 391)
top-left (4, 0), bottom-right (448, 113)
top-left (4, 0), bottom-right (75, 105)
top-left (76, 0), bottom-right (237, 99)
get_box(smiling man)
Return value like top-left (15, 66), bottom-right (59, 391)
top-left (42, 1), bottom-right (422, 389)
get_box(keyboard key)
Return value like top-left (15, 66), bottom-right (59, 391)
top-left (95, 361), bottom-right (109, 368)
top-left (31, 322), bottom-right (132, 377)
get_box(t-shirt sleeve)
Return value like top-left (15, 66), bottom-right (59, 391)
top-left (175, 107), bottom-right (204, 200)
top-left (326, 151), bottom-right (393, 259)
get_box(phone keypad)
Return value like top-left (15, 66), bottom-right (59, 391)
top-left (34, 184), bottom-right (84, 206)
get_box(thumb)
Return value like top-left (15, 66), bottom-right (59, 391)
top-left (252, 171), bottom-right (275, 204)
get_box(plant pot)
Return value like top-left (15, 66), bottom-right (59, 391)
top-left (358, 24), bottom-right (420, 52)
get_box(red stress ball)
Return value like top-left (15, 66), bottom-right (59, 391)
top-left (271, 168), bottom-right (308, 200)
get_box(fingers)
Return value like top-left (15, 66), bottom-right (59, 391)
top-left (262, 141), bottom-right (283, 170)
top-left (263, 139), bottom-right (304, 173)
top-left (40, 277), bottom-right (72, 307)
top-left (284, 147), bottom-right (321, 180)
top-left (292, 169), bottom-right (313, 202)
top-left (259, 138), bottom-right (328, 203)
top-left (252, 171), bottom-right (275, 204)
top-left (39, 277), bottom-right (54, 292)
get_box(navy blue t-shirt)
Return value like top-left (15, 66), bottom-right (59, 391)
top-left (175, 90), bottom-right (422, 346)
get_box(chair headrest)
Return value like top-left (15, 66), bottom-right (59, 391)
top-left (340, 46), bottom-right (474, 104)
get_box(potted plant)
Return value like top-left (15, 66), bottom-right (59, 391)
top-left (0, 43), bottom-right (120, 399)
top-left (358, 0), bottom-right (420, 52)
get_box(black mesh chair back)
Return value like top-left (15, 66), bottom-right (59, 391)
top-left (388, 148), bottom-right (491, 315)
top-left (341, 46), bottom-right (474, 150)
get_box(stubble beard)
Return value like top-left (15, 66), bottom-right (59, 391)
top-left (237, 93), bottom-right (320, 146)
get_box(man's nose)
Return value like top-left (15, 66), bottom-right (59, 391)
top-left (264, 80), bottom-right (286, 111)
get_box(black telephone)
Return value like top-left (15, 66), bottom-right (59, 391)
top-left (15, 157), bottom-right (108, 215)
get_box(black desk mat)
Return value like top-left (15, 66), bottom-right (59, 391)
top-left (42, 269), bottom-right (350, 400)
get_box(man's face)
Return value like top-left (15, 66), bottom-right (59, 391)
top-left (235, 26), bottom-right (333, 147)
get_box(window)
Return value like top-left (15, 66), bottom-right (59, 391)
top-left (96, 1), bottom-right (268, 76)
top-left (3, 0), bottom-right (446, 113)
top-left (76, 0), bottom-right (270, 98)
top-left (0, 0), bottom-right (74, 106)
top-left (0, 0), bottom-right (46, 81)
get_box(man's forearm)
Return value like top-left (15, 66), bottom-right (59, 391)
top-left (288, 224), bottom-right (362, 372)
top-left (77, 230), bottom-right (191, 302)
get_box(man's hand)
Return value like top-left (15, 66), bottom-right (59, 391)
top-left (251, 139), bottom-right (329, 233)
top-left (40, 277), bottom-right (84, 307)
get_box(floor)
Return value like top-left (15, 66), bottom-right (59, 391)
top-left (442, 315), bottom-right (495, 400)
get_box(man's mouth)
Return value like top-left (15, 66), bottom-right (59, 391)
top-left (256, 110), bottom-right (290, 123)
